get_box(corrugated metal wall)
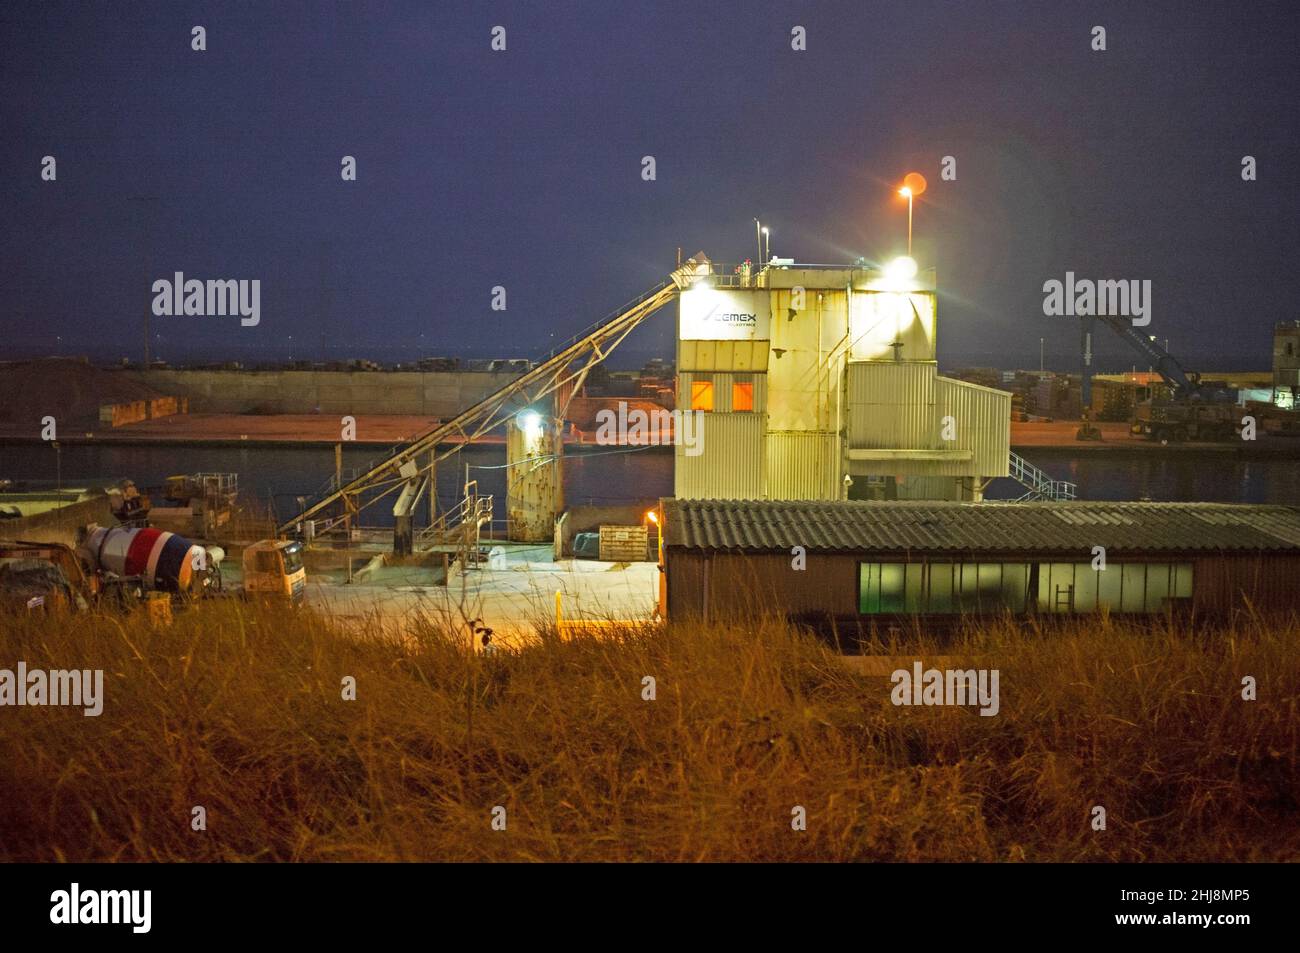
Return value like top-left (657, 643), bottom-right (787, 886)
top-left (767, 289), bottom-right (846, 432)
top-left (678, 339), bottom-right (769, 372)
top-left (935, 377), bottom-right (1011, 477)
top-left (766, 431), bottom-right (840, 500)
top-left (679, 371), bottom-right (767, 414)
top-left (674, 412), bottom-right (766, 499)
top-left (666, 550), bottom-right (858, 619)
top-left (1192, 554), bottom-right (1300, 615)
top-left (847, 362), bottom-right (936, 449)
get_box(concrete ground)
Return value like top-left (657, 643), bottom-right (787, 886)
top-left (303, 551), bottom-right (659, 646)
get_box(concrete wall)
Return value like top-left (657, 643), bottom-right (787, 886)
top-left (132, 369), bottom-right (524, 416)
top-left (0, 494), bottom-right (114, 546)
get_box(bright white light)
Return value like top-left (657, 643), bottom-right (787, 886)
top-left (884, 256), bottom-right (918, 285)
top-left (762, 226), bottom-right (769, 235)
top-left (519, 411), bottom-right (542, 439)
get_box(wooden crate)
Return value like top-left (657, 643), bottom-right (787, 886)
top-left (599, 525), bottom-right (648, 562)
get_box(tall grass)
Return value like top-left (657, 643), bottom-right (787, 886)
top-left (0, 601), bottom-right (1295, 861)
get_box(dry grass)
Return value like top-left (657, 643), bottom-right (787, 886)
top-left (0, 601), bottom-right (1296, 861)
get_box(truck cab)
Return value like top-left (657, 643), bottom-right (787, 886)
top-left (241, 540), bottom-right (306, 603)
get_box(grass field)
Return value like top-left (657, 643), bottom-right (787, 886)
top-left (1, 600), bottom-right (1296, 861)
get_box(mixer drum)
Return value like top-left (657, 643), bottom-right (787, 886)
top-left (82, 526), bottom-right (204, 593)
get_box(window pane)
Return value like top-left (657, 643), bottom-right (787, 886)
top-left (905, 563), bottom-right (924, 612)
top-left (1174, 563), bottom-right (1193, 599)
top-left (1074, 562), bottom-right (1098, 611)
top-left (1047, 563), bottom-right (1075, 613)
top-left (858, 563), bottom-right (879, 614)
top-left (1098, 564), bottom-right (1122, 610)
top-left (928, 563), bottom-right (954, 613)
top-left (977, 564), bottom-right (1002, 611)
top-left (1121, 564), bottom-right (1146, 612)
top-left (732, 381), bottom-right (754, 412)
top-left (1001, 563), bottom-right (1029, 612)
top-left (880, 563), bottom-right (905, 613)
top-left (1144, 563), bottom-right (1172, 612)
top-left (690, 381), bottom-right (714, 411)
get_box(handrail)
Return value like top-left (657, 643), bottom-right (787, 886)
top-left (1008, 450), bottom-right (1078, 502)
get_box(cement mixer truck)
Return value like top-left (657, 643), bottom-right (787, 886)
top-left (77, 525), bottom-right (224, 598)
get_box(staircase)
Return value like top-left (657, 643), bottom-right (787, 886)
top-left (417, 483), bottom-right (494, 548)
top-left (1008, 451), bottom-right (1077, 502)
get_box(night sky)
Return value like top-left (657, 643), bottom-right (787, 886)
top-left (2, 0), bottom-right (1297, 371)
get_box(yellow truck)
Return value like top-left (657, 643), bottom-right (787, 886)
top-left (241, 539), bottom-right (307, 604)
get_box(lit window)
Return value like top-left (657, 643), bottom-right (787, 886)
top-left (732, 381), bottom-right (754, 412)
top-left (859, 562), bottom-right (905, 613)
top-left (690, 381), bottom-right (714, 411)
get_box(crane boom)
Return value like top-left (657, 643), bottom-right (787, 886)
top-left (277, 255), bottom-right (708, 536)
top-left (1090, 312), bottom-right (1201, 397)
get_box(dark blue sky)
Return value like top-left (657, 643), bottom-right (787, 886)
top-left (2, 0), bottom-right (1297, 371)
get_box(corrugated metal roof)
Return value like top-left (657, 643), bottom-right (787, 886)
top-left (661, 499), bottom-right (1300, 555)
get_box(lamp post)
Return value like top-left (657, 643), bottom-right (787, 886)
top-left (762, 226), bottom-right (770, 266)
top-left (899, 187), bottom-right (913, 256)
top-left (896, 173), bottom-right (927, 259)
top-left (646, 509), bottom-right (662, 563)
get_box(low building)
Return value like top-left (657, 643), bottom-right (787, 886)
top-left (660, 498), bottom-right (1300, 624)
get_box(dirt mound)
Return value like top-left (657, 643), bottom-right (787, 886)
top-left (0, 358), bottom-right (163, 432)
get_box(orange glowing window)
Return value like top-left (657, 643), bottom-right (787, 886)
top-left (690, 381), bottom-right (714, 411)
top-left (732, 381), bottom-right (754, 412)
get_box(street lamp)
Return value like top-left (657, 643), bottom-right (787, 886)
top-left (646, 508), bottom-right (662, 563)
top-left (897, 173), bottom-right (927, 257)
top-left (898, 187), bottom-right (913, 256)
top-left (761, 226), bottom-right (770, 266)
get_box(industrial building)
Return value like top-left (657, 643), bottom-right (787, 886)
top-left (659, 498), bottom-right (1300, 623)
top-left (674, 261), bottom-right (1014, 502)
top-left (1275, 320), bottom-right (1300, 409)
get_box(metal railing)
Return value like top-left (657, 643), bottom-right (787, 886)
top-left (1008, 451), bottom-right (1078, 502)
top-left (417, 481), bottom-right (493, 546)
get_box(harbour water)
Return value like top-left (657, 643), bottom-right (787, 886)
top-left (2, 443), bottom-right (1297, 528)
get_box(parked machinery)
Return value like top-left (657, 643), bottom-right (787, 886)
top-left (78, 525), bottom-right (221, 595)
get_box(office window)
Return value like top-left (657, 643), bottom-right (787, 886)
top-left (928, 563), bottom-right (955, 613)
top-left (859, 562), bottom-right (906, 614)
top-left (1120, 564), bottom-right (1146, 613)
top-left (689, 380), bottom-right (714, 411)
top-left (732, 381), bottom-right (754, 412)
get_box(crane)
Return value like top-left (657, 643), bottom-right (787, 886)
top-left (276, 254), bottom-right (711, 540)
top-left (1081, 312), bottom-right (1201, 411)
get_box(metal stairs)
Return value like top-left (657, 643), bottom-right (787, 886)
top-left (1008, 451), bottom-right (1077, 502)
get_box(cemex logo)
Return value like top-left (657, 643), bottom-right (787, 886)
top-left (700, 299), bottom-right (757, 327)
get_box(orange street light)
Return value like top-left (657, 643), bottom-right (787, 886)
top-left (897, 173), bottom-right (927, 256)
